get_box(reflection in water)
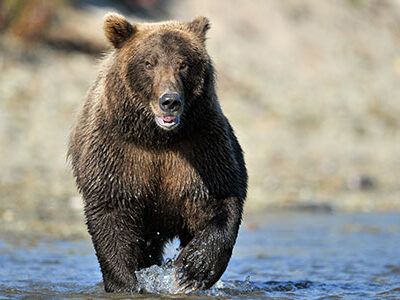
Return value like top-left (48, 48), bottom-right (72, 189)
top-left (0, 213), bottom-right (400, 299)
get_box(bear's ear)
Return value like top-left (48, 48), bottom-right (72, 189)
top-left (103, 13), bottom-right (136, 48)
top-left (187, 16), bottom-right (210, 42)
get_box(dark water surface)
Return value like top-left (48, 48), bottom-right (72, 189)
top-left (1, 213), bottom-right (399, 299)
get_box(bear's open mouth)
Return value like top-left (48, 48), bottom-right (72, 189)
top-left (155, 115), bottom-right (180, 129)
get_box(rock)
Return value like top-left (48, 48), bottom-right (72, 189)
top-left (347, 175), bottom-right (376, 191)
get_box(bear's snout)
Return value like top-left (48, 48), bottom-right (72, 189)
top-left (155, 92), bottom-right (183, 130)
top-left (159, 93), bottom-right (182, 113)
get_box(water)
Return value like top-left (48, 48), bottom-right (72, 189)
top-left (1, 212), bottom-right (399, 299)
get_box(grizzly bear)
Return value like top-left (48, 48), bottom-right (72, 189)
top-left (68, 13), bottom-right (247, 293)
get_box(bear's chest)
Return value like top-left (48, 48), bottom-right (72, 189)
top-left (124, 148), bottom-right (209, 203)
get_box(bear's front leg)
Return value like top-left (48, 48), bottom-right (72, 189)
top-left (175, 197), bottom-right (242, 290)
top-left (86, 208), bottom-right (144, 293)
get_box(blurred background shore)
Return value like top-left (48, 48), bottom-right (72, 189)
top-left (0, 0), bottom-right (399, 238)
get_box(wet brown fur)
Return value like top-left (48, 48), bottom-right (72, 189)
top-left (68, 13), bottom-right (247, 293)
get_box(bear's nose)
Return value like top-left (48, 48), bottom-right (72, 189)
top-left (159, 93), bottom-right (182, 113)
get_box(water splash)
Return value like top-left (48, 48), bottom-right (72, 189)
top-left (135, 259), bottom-right (179, 294)
top-left (134, 258), bottom-right (232, 295)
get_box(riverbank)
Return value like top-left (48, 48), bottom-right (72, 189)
top-left (1, 1), bottom-right (399, 237)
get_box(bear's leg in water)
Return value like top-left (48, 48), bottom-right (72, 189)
top-left (175, 197), bottom-right (242, 289)
top-left (86, 207), bottom-right (145, 293)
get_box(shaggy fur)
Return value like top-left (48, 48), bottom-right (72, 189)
top-left (68, 13), bottom-right (247, 293)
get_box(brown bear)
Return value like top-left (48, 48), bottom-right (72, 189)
top-left (68, 13), bottom-right (247, 293)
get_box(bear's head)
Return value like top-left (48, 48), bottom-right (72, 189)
top-left (103, 13), bottom-right (215, 139)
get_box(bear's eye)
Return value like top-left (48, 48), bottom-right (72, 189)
top-left (179, 62), bottom-right (188, 71)
top-left (145, 61), bottom-right (153, 70)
